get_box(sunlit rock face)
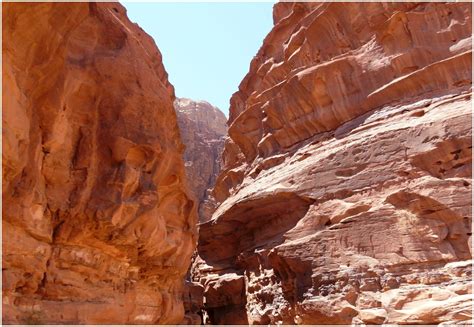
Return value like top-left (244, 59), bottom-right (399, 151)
top-left (2, 2), bottom-right (197, 324)
top-left (174, 98), bottom-right (227, 222)
top-left (195, 2), bottom-right (472, 324)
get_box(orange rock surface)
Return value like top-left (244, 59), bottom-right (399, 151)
top-left (195, 2), bottom-right (472, 324)
top-left (174, 98), bottom-right (227, 222)
top-left (3, 2), bottom-right (197, 324)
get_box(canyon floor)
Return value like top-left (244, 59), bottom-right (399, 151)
top-left (2, 1), bottom-right (473, 325)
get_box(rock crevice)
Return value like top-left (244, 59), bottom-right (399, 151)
top-left (174, 98), bottom-right (228, 223)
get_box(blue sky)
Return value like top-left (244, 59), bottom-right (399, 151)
top-left (122, 2), bottom-right (275, 117)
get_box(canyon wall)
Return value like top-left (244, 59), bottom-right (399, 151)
top-left (195, 2), bottom-right (473, 325)
top-left (174, 98), bottom-right (227, 222)
top-left (3, 2), bottom-right (197, 324)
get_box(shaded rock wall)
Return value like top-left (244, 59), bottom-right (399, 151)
top-left (195, 2), bottom-right (472, 325)
top-left (3, 3), bottom-right (197, 324)
top-left (174, 98), bottom-right (227, 222)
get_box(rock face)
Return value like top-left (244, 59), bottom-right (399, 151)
top-left (3, 2), bottom-right (197, 324)
top-left (174, 98), bottom-right (227, 222)
top-left (182, 280), bottom-right (205, 324)
top-left (195, 2), bottom-right (472, 325)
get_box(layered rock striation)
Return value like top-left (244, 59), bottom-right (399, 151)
top-left (174, 98), bottom-right (227, 222)
top-left (3, 3), bottom-right (197, 324)
top-left (195, 2), bottom-right (472, 324)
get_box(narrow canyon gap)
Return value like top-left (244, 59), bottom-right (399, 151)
top-left (2, 1), bottom-right (473, 326)
top-left (174, 98), bottom-right (228, 223)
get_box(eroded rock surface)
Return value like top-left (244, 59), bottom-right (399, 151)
top-left (174, 98), bottom-right (227, 222)
top-left (3, 3), bottom-right (197, 324)
top-left (195, 2), bottom-right (472, 324)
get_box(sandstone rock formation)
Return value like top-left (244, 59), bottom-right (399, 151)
top-left (195, 2), bottom-right (472, 324)
top-left (174, 98), bottom-right (227, 222)
top-left (182, 280), bottom-right (205, 324)
top-left (3, 2), bottom-right (197, 324)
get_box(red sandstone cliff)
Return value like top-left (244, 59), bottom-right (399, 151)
top-left (3, 3), bottom-right (197, 324)
top-left (195, 2), bottom-right (472, 324)
top-left (174, 98), bottom-right (227, 222)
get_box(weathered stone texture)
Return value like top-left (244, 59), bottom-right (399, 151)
top-left (3, 3), bottom-right (197, 324)
top-left (195, 2), bottom-right (472, 325)
top-left (174, 98), bottom-right (227, 222)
